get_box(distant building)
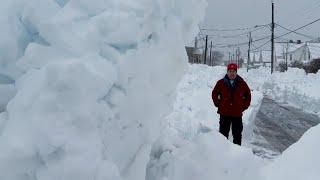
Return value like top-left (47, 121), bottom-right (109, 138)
top-left (306, 42), bottom-right (320, 61)
top-left (244, 50), bottom-right (277, 68)
top-left (185, 46), bottom-right (202, 64)
top-left (275, 42), bottom-right (320, 65)
top-left (221, 59), bottom-right (231, 66)
top-left (242, 52), bottom-right (259, 68)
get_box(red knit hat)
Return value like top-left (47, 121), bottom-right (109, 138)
top-left (227, 63), bottom-right (238, 71)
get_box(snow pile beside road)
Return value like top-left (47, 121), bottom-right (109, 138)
top-left (262, 68), bottom-right (320, 114)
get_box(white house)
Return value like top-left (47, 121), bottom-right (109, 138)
top-left (284, 42), bottom-right (320, 64)
top-left (275, 42), bottom-right (305, 64)
top-left (306, 42), bottom-right (320, 61)
top-left (251, 51), bottom-right (260, 64)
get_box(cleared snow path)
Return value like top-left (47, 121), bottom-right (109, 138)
top-left (250, 97), bottom-right (320, 159)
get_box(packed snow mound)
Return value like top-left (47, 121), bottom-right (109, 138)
top-left (261, 124), bottom-right (320, 180)
top-left (248, 67), bottom-right (320, 113)
top-left (0, 0), bottom-right (207, 180)
top-left (147, 131), bottom-right (264, 180)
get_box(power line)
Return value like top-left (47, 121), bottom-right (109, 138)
top-left (276, 23), bottom-right (316, 39)
top-left (195, 35), bottom-right (270, 49)
top-left (275, 18), bottom-right (320, 39)
top-left (196, 18), bottom-right (320, 54)
top-left (251, 43), bottom-right (259, 49)
top-left (194, 25), bottom-right (270, 49)
top-left (205, 26), bottom-right (269, 39)
top-left (200, 24), bottom-right (268, 32)
top-left (278, 0), bottom-right (320, 24)
top-left (275, 37), bottom-right (291, 42)
top-left (207, 32), bottom-right (250, 38)
top-left (251, 40), bottom-right (272, 51)
top-left (308, 44), bottom-right (320, 49)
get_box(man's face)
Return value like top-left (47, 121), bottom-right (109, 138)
top-left (227, 69), bottom-right (237, 80)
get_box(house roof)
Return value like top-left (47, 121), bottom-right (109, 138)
top-left (275, 42), bottom-right (305, 54)
top-left (307, 42), bottom-right (320, 59)
top-left (260, 51), bottom-right (272, 62)
top-left (287, 43), bottom-right (305, 53)
top-left (272, 42), bottom-right (320, 61)
top-left (251, 52), bottom-right (260, 62)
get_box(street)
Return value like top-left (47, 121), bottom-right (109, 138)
top-left (250, 97), bottom-right (320, 159)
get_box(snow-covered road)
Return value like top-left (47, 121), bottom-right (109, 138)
top-left (250, 97), bottom-right (320, 159)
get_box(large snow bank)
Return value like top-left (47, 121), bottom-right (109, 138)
top-left (147, 131), bottom-right (264, 180)
top-left (261, 124), bottom-right (320, 180)
top-left (162, 64), bottom-right (263, 144)
top-left (148, 64), bottom-right (320, 180)
top-left (248, 67), bottom-right (320, 114)
top-left (0, 0), bottom-right (207, 180)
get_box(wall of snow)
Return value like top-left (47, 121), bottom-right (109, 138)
top-left (244, 67), bottom-right (320, 115)
top-left (0, 0), bottom-right (207, 180)
top-left (261, 124), bottom-right (320, 180)
top-left (147, 131), bottom-right (264, 180)
top-left (238, 68), bottom-right (265, 141)
top-left (147, 65), bottom-right (320, 180)
top-left (146, 65), bottom-right (265, 179)
top-left (164, 64), bottom-right (225, 141)
top-left (263, 68), bottom-right (320, 114)
top-left (160, 65), bottom-right (264, 144)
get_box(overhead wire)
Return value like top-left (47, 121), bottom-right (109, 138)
top-left (251, 40), bottom-right (272, 51)
top-left (200, 24), bottom-right (269, 32)
top-left (196, 18), bottom-right (320, 54)
top-left (275, 18), bottom-right (320, 39)
top-left (204, 25), bottom-right (269, 37)
top-left (276, 23), bottom-right (316, 39)
top-left (278, 0), bottom-right (320, 24)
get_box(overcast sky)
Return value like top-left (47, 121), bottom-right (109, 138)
top-left (201, 0), bottom-right (320, 56)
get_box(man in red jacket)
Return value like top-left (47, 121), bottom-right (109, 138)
top-left (212, 63), bottom-right (251, 145)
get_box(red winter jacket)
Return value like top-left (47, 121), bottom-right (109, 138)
top-left (212, 75), bottom-right (251, 117)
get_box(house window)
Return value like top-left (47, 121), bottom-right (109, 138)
top-left (308, 52), bottom-right (311, 60)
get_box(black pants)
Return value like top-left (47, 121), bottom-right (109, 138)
top-left (219, 115), bottom-right (243, 146)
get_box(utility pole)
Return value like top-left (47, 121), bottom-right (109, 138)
top-left (285, 42), bottom-right (289, 71)
top-left (204, 35), bottom-right (208, 65)
top-left (194, 36), bottom-right (198, 64)
top-left (247, 32), bottom-right (252, 72)
top-left (236, 49), bottom-right (238, 65)
top-left (271, 1), bottom-right (275, 74)
top-left (236, 47), bottom-right (240, 67)
top-left (209, 41), bottom-right (213, 66)
top-left (229, 52), bottom-right (231, 62)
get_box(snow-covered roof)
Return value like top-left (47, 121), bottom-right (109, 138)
top-left (307, 43), bottom-right (320, 59)
top-left (260, 51), bottom-right (272, 62)
top-left (275, 42), bottom-right (305, 54)
top-left (251, 52), bottom-right (260, 62)
top-left (287, 43), bottom-right (305, 53)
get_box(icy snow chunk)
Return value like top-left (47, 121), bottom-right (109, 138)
top-left (0, 0), bottom-right (208, 179)
top-left (148, 131), bottom-right (264, 180)
top-left (0, 74), bottom-right (14, 84)
top-left (54, 0), bottom-right (69, 8)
